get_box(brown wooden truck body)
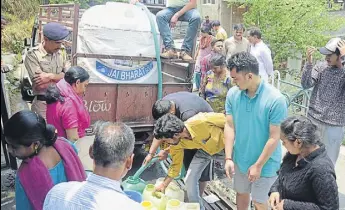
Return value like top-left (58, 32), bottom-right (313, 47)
top-left (32, 3), bottom-right (194, 145)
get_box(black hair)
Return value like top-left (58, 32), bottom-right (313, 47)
top-left (233, 24), bottom-right (245, 32)
top-left (227, 52), bottom-right (259, 75)
top-left (249, 28), bottom-right (262, 39)
top-left (153, 114), bottom-right (184, 139)
top-left (335, 48), bottom-right (340, 56)
top-left (280, 115), bottom-right (320, 148)
top-left (200, 26), bottom-right (211, 35)
top-left (211, 38), bottom-right (223, 47)
top-left (210, 53), bottom-right (226, 66)
top-left (152, 100), bottom-right (173, 120)
top-left (46, 66), bottom-right (89, 104)
top-left (212, 20), bottom-right (221, 27)
top-left (4, 110), bottom-right (57, 147)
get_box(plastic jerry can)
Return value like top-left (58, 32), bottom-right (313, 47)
top-left (166, 199), bottom-right (184, 210)
top-left (142, 184), bottom-right (168, 210)
top-left (141, 201), bottom-right (158, 210)
top-left (184, 203), bottom-right (200, 210)
top-left (165, 182), bottom-right (184, 202)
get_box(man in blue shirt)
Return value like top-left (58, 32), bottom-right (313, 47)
top-left (224, 52), bottom-right (287, 210)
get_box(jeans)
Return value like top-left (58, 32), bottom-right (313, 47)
top-left (184, 149), bottom-right (224, 210)
top-left (156, 7), bottom-right (201, 53)
top-left (310, 117), bottom-right (345, 165)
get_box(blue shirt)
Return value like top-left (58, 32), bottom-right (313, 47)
top-left (15, 140), bottom-right (78, 210)
top-left (43, 173), bottom-right (142, 210)
top-left (225, 80), bottom-right (288, 177)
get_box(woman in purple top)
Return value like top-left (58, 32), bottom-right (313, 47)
top-left (46, 66), bottom-right (90, 142)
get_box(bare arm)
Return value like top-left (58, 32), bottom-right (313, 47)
top-left (255, 125), bottom-right (280, 167)
top-left (148, 138), bottom-right (162, 155)
top-left (175, 0), bottom-right (197, 17)
top-left (224, 115), bottom-right (235, 159)
top-left (66, 128), bottom-right (79, 142)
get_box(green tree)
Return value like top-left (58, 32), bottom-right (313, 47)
top-left (232, 0), bottom-right (345, 62)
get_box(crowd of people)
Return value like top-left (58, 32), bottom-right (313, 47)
top-left (1, 3), bottom-right (345, 210)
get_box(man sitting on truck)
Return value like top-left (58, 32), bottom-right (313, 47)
top-left (24, 22), bottom-right (70, 119)
top-left (153, 112), bottom-right (225, 210)
top-left (143, 91), bottom-right (214, 197)
top-left (132, 0), bottom-right (201, 61)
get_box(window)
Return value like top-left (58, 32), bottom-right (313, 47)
top-left (203, 0), bottom-right (216, 4)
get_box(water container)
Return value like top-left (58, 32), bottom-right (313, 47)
top-left (184, 203), bottom-right (200, 210)
top-left (142, 184), bottom-right (168, 210)
top-left (124, 190), bottom-right (142, 203)
top-left (141, 201), bottom-right (158, 210)
top-left (122, 176), bottom-right (147, 194)
top-left (165, 182), bottom-right (184, 202)
top-left (166, 199), bottom-right (184, 210)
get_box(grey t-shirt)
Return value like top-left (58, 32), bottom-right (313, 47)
top-left (163, 91), bottom-right (213, 121)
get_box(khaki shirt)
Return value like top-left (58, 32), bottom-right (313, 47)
top-left (24, 44), bottom-right (68, 95)
top-left (223, 36), bottom-right (250, 61)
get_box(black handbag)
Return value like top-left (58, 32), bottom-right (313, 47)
top-left (20, 76), bottom-right (34, 103)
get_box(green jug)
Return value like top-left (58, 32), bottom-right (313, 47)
top-left (122, 157), bottom-right (159, 194)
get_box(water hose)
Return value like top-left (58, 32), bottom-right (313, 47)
top-left (136, 3), bottom-right (185, 180)
top-left (132, 157), bottom-right (160, 180)
top-left (136, 2), bottom-right (163, 99)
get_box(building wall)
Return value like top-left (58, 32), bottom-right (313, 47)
top-left (197, 0), bottom-right (246, 37)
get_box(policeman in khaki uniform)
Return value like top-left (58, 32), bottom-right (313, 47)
top-left (24, 22), bottom-right (70, 119)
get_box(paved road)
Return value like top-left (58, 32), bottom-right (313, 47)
top-left (1, 145), bottom-right (345, 209)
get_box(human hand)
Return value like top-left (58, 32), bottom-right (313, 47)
top-left (1, 64), bottom-right (10, 73)
top-left (142, 153), bottom-right (154, 165)
top-left (33, 72), bottom-right (52, 86)
top-left (306, 47), bottom-right (316, 64)
top-left (268, 192), bottom-right (280, 209)
top-left (157, 149), bottom-right (169, 161)
top-left (155, 182), bottom-right (167, 193)
top-left (170, 14), bottom-right (179, 28)
top-left (337, 40), bottom-right (345, 57)
top-left (247, 163), bottom-right (262, 182)
top-left (224, 159), bottom-right (235, 180)
top-left (272, 199), bottom-right (284, 210)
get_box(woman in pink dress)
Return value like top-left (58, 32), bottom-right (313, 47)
top-left (46, 66), bottom-right (90, 142)
top-left (193, 26), bottom-right (214, 91)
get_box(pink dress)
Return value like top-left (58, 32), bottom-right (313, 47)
top-left (46, 79), bottom-right (90, 139)
top-left (195, 36), bottom-right (213, 73)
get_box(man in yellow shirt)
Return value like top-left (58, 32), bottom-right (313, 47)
top-left (212, 20), bottom-right (227, 41)
top-left (153, 112), bottom-right (225, 210)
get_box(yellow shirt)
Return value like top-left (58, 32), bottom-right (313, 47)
top-left (168, 112), bottom-right (226, 178)
top-left (215, 27), bottom-right (228, 41)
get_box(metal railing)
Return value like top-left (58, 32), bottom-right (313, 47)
top-left (270, 70), bottom-right (311, 116)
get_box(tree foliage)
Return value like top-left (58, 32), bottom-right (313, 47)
top-left (233, 0), bottom-right (345, 62)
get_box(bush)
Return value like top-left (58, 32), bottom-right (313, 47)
top-left (1, 15), bottom-right (34, 54)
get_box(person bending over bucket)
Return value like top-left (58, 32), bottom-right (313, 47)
top-left (153, 112), bottom-right (225, 210)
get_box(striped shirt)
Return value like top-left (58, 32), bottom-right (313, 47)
top-left (43, 173), bottom-right (142, 210)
